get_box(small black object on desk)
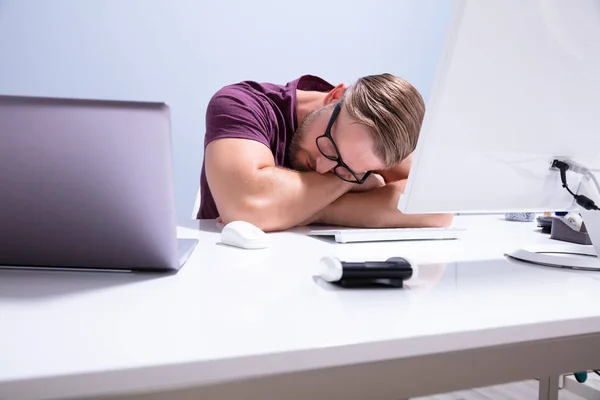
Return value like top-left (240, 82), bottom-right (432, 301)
top-left (318, 256), bottom-right (414, 288)
top-left (536, 216), bottom-right (553, 234)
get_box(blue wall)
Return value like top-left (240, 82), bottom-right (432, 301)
top-left (0, 0), bottom-right (454, 224)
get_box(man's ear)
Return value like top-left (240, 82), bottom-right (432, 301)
top-left (323, 83), bottom-right (346, 105)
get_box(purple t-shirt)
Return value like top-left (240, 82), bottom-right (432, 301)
top-left (197, 75), bottom-right (335, 219)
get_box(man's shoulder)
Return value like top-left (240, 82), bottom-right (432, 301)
top-left (209, 80), bottom-right (268, 106)
top-left (203, 75), bottom-right (334, 147)
top-left (206, 80), bottom-right (284, 117)
top-left (212, 78), bottom-right (289, 97)
top-left (203, 80), bottom-right (292, 148)
top-left (210, 75), bottom-right (333, 102)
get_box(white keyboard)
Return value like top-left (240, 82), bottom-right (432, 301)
top-left (306, 227), bottom-right (466, 243)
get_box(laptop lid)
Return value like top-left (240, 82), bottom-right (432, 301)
top-left (0, 95), bottom-right (181, 271)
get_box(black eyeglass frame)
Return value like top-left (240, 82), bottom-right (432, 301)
top-left (315, 101), bottom-right (372, 184)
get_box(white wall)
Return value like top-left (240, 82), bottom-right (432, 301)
top-left (0, 0), bottom-right (453, 225)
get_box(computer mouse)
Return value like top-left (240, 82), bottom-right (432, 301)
top-left (220, 220), bottom-right (270, 249)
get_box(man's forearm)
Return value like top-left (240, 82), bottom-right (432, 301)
top-left (315, 181), bottom-right (454, 228)
top-left (225, 167), bottom-right (351, 232)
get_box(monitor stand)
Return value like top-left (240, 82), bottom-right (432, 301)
top-left (506, 173), bottom-right (600, 271)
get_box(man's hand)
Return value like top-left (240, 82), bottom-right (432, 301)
top-left (350, 173), bottom-right (386, 192)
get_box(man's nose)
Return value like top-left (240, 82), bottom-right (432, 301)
top-left (315, 156), bottom-right (336, 174)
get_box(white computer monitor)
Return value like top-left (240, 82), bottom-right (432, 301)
top-left (398, 0), bottom-right (600, 269)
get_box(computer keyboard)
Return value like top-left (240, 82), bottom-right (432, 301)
top-left (307, 227), bottom-right (466, 243)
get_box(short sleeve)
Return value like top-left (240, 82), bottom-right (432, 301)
top-left (204, 84), bottom-right (273, 149)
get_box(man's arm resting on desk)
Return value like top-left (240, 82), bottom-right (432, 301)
top-left (311, 180), bottom-right (454, 228)
top-left (206, 138), bottom-right (357, 232)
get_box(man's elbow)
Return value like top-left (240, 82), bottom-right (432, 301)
top-left (218, 200), bottom-right (293, 232)
top-left (423, 213), bottom-right (454, 228)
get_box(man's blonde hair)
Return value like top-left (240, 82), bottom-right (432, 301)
top-left (343, 73), bottom-right (425, 168)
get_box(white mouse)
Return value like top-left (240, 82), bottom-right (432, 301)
top-left (220, 220), bottom-right (270, 249)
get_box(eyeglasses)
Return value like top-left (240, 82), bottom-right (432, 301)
top-left (316, 101), bottom-right (372, 184)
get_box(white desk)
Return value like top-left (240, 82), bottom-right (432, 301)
top-left (2, 215), bottom-right (600, 400)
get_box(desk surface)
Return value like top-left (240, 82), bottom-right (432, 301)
top-left (2, 215), bottom-right (600, 400)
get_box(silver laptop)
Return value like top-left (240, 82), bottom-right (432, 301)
top-left (0, 95), bottom-right (197, 272)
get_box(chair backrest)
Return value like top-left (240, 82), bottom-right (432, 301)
top-left (191, 187), bottom-right (201, 219)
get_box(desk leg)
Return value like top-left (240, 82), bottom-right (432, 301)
top-left (539, 376), bottom-right (559, 400)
